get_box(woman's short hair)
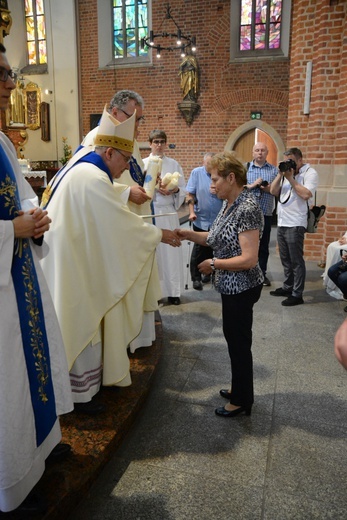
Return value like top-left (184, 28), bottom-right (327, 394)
top-left (210, 151), bottom-right (246, 187)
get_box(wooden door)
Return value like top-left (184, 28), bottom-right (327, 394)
top-left (256, 129), bottom-right (278, 167)
top-left (234, 128), bottom-right (278, 167)
top-left (234, 129), bottom-right (256, 164)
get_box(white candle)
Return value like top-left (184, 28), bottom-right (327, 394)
top-left (143, 156), bottom-right (162, 199)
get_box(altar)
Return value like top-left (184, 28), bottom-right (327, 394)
top-left (19, 159), bottom-right (47, 199)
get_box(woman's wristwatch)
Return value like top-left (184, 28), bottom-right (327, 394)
top-left (210, 258), bottom-right (216, 272)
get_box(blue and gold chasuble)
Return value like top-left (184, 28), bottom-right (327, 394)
top-left (0, 145), bottom-right (56, 446)
top-left (76, 128), bottom-right (146, 186)
top-left (41, 151), bottom-right (113, 210)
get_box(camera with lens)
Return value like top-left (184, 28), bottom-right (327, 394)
top-left (278, 158), bottom-right (296, 173)
top-left (257, 180), bottom-right (269, 188)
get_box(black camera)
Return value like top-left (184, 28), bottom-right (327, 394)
top-left (278, 159), bottom-right (296, 173)
top-left (259, 180), bottom-right (268, 187)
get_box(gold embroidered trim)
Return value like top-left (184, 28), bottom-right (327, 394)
top-left (0, 174), bottom-right (50, 402)
top-left (94, 134), bottom-right (134, 152)
top-left (0, 174), bottom-right (19, 216)
top-left (40, 185), bottom-right (52, 208)
top-left (22, 242), bottom-right (51, 403)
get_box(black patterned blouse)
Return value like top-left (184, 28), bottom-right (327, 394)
top-left (206, 189), bottom-right (264, 295)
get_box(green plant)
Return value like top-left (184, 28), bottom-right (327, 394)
top-left (60, 137), bottom-right (72, 166)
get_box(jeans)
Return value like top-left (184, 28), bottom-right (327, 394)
top-left (277, 226), bottom-right (306, 298)
top-left (328, 260), bottom-right (347, 297)
top-left (221, 284), bottom-right (262, 408)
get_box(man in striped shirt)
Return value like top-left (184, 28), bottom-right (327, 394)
top-left (246, 142), bottom-right (278, 287)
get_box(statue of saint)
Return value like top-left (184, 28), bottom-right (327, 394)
top-left (10, 80), bottom-right (25, 125)
top-left (179, 55), bottom-right (199, 102)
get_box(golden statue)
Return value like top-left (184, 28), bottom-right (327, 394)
top-left (179, 55), bottom-right (199, 102)
top-left (0, 1), bottom-right (12, 44)
top-left (10, 80), bottom-right (25, 125)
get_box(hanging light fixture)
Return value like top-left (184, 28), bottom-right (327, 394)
top-left (140, 3), bottom-right (197, 59)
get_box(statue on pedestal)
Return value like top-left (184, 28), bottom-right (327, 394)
top-left (178, 55), bottom-right (200, 125)
top-left (179, 55), bottom-right (199, 102)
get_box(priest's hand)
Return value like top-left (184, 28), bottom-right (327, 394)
top-left (161, 229), bottom-right (181, 247)
top-left (12, 208), bottom-right (51, 238)
top-left (13, 208), bottom-right (51, 239)
top-left (30, 207), bottom-right (52, 238)
top-left (129, 185), bottom-right (151, 205)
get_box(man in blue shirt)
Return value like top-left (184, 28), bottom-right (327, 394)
top-left (246, 143), bottom-right (278, 286)
top-left (186, 153), bottom-right (223, 290)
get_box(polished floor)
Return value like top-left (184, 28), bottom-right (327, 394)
top-left (66, 230), bottom-right (347, 520)
top-left (4, 228), bottom-right (346, 519)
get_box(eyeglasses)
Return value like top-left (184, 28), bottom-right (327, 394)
top-left (0, 66), bottom-right (17, 83)
top-left (115, 149), bottom-right (132, 163)
top-left (118, 108), bottom-right (145, 124)
top-left (152, 139), bottom-right (166, 145)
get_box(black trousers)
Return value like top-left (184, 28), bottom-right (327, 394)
top-left (190, 224), bottom-right (213, 281)
top-left (221, 284), bottom-right (262, 408)
top-left (258, 215), bottom-right (272, 275)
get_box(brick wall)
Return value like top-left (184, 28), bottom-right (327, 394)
top-left (78, 0), bottom-right (347, 261)
top-left (286, 0), bottom-right (347, 259)
top-left (78, 0), bottom-right (290, 174)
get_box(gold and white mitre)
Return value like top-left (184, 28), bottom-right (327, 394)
top-left (94, 105), bottom-right (136, 153)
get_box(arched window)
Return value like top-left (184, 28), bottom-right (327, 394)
top-left (230, 0), bottom-right (291, 61)
top-left (23, 0), bottom-right (47, 72)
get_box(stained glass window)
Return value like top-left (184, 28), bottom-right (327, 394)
top-left (240, 0), bottom-right (282, 52)
top-left (24, 0), bottom-right (47, 65)
top-left (113, 0), bottom-right (148, 60)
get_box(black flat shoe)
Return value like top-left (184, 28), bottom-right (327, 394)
top-left (219, 389), bottom-right (231, 399)
top-left (168, 297), bottom-right (180, 305)
top-left (193, 280), bottom-right (203, 290)
top-left (215, 406), bottom-right (252, 417)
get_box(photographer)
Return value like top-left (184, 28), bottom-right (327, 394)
top-left (270, 147), bottom-right (318, 306)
